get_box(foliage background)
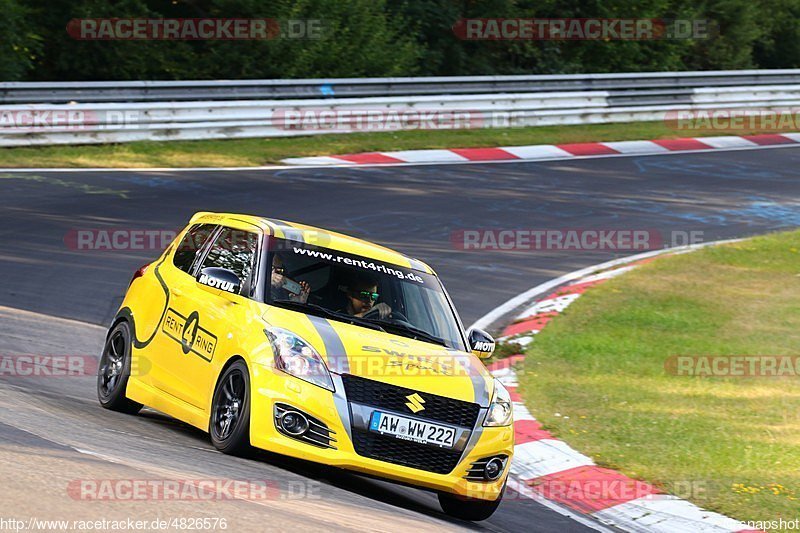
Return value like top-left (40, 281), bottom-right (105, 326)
top-left (2, 0), bottom-right (798, 80)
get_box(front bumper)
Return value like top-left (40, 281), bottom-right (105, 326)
top-left (250, 365), bottom-right (514, 501)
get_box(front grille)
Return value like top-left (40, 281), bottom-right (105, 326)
top-left (351, 430), bottom-right (463, 474)
top-left (341, 374), bottom-right (481, 427)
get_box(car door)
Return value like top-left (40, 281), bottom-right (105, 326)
top-left (166, 223), bottom-right (262, 411)
top-left (148, 223), bottom-right (218, 404)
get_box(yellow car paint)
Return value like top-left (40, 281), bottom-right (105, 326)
top-left (114, 212), bottom-right (513, 502)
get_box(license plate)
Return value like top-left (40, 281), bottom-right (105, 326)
top-left (369, 411), bottom-right (457, 448)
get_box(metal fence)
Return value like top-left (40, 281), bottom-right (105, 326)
top-left (1, 70), bottom-right (799, 147)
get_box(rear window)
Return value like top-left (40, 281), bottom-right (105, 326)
top-left (173, 224), bottom-right (216, 273)
top-left (201, 227), bottom-right (260, 295)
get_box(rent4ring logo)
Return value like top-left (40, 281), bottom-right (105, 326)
top-left (451, 229), bottom-right (704, 251)
top-left (162, 309), bottom-right (217, 362)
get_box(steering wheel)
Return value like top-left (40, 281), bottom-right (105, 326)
top-left (388, 310), bottom-right (409, 323)
top-left (362, 306), bottom-right (409, 323)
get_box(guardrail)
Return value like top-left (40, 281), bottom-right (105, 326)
top-left (4, 69), bottom-right (800, 103)
top-left (1, 70), bottom-right (800, 147)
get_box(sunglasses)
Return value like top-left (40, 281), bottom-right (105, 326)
top-left (273, 266), bottom-right (285, 275)
top-left (351, 290), bottom-right (379, 302)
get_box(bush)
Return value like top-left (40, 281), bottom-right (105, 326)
top-left (0, 0), bottom-right (41, 80)
top-left (5, 0), bottom-right (800, 80)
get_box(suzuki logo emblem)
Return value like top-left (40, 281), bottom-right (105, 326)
top-left (405, 393), bottom-right (426, 413)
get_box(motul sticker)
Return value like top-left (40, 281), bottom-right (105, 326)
top-left (198, 272), bottom-right (237, 293)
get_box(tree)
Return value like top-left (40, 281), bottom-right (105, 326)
top-left (0, 0), bottom-right (41, 80)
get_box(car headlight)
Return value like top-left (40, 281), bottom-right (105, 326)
top-left (264, 327), bottom-right (334, 392)
top-left (484, 380), bottom-right (513, 427)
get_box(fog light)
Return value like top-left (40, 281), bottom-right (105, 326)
top-left (280, 410), bottom-right (309, 436)
top-left (484, 457), bottom-right (504, 481)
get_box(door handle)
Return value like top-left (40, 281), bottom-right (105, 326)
top-left (171, 287), bottom-right (184, 298)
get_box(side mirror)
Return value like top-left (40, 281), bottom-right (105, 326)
top-left (467, 328), bottom-right (495, 359)
top-left (197, 267), bottom-right (241, 295)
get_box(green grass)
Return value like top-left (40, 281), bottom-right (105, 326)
top-left (0, 121), bottom-right (788, 168)
top-left (519, 231), bottom-right (800, 530)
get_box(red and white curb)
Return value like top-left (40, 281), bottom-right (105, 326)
top-left (480, 241), bottom-right (759, 532)
top-left (282, 133), bottom-right (800, 166)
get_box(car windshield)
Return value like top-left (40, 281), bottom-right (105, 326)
top-left (264, 238), bottom-right (466, 351)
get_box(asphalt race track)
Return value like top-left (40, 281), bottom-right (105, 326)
top-left (2, 146), bottom-right (800, 531)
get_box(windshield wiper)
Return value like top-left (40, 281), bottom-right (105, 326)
top-left (359, 318), bottom-right (449, 347)
top-left (271, 300), bottom-right (385, 332)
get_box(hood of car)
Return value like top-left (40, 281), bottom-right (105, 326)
top-left (263, 307), bottom-right (494, 407)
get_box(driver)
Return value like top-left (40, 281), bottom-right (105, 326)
top-left (339, 274), bottom-right (391, 319)
top-left (270, 255), bottom-right (310, 303)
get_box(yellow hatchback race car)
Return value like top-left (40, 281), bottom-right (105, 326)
top-left (97, 212), bottom-right (514, 520)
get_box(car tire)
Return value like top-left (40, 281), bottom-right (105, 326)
top-left (209, 359), bottom-right (252, 456)
top-left (97, 321), bottom-right (143, 415)
top-left (438, 482), bottom-right (505, 521)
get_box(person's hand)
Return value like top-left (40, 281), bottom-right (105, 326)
top-left (296, 281), bottom-right (311, 303)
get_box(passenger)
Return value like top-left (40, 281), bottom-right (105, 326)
top-left (270, 255), bottom-right (310, 303)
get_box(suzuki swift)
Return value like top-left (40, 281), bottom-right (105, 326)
top-left (97, 212), bottom-right (514, 521)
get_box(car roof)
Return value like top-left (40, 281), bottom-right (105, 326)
top-left (189, 212), bottom-right (435, 274)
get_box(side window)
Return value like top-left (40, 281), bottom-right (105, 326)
top-left (201, 227), bottom-right (259, 295)
top-left (173, 224), bottom-right (217, 273)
